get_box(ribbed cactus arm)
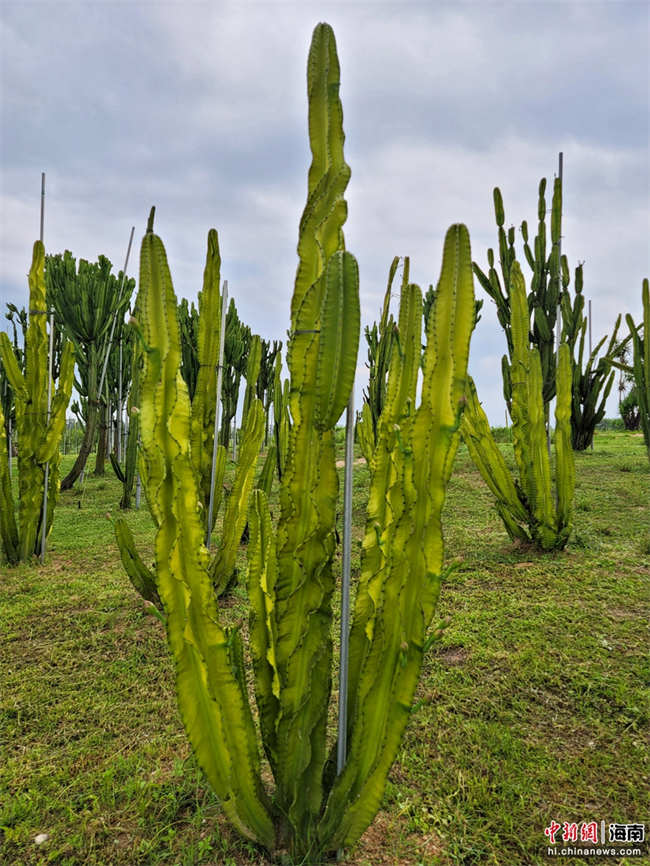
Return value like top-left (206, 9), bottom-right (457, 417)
top-left (460, 378), bottom-right (530, 542)
top-left (190, 229), bottom-right (221, 507)
top-left (247, 489), bottom-right (280, 775)
top-left (36, 339), bottom-right (75, 463)
top-left (209, 397), bottom-right (265, 595)
top-left (554, 343), bottom-right (574, 545)
top-left (136, 217), bottom-right (274, 848)
top-left (321, 225), bottom-right (475, 851)
top-left (0, 402), bottom-right (19, 563)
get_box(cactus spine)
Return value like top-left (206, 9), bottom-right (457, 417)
top-left (0, 242), bottom-right (74, 564)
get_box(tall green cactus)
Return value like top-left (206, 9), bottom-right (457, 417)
top-left (561, 263), bottom-right (626, 450)
top-left (0, 242), bottom-right (74, 564)
top-left (474, 177), bottom-right (562, 414)
top-left (614, 279), bottom-right (650, 461)
top-left (45, 251), bottom-right (134, 489)
top-left (119, 23), bottom-right (476, 861)
top-left (357, 257), bottom-right (400, 463)
top-left (461, 261), bottom-right (574, 550)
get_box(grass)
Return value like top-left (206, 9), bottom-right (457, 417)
top-left (1, 430), bottom-right (649, 865)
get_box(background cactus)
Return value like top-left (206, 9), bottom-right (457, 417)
top-left (474, 177), bottom-right (562, 418)
top-left (613, 279), bottom-right (649, 461)
top-left (461, 260), bottom-right (575, 550)
top-left (560, 263), bottom-right (626, 450)
top-left (45, 251), bottom-right (135, 489)
top-left (0, 242), bottom-right (75, 564)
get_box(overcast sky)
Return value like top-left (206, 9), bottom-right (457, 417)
top-left (1, 0), bottom-right (648, 425)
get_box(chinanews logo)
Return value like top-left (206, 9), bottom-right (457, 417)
top-left (543, 820), bottom-right (647, 858)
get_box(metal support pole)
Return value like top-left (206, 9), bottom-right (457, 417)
top-left (337, 393), bottom-right (355, 776)
top-left (206, 280), bottom-right (229, 549)
top-left (39, 172), bottom-right (45, 243)
top-left (97, 226), bottom-right (135, 398)
top-left (39, 172), bottom-right (52, 563)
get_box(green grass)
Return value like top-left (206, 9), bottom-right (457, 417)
top-left (1, 431), bottom-right (649, 865)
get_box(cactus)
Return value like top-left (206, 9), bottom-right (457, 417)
top-left (0, 242), bottom-right (75, 564)
top-left (474, 177), bottom-right (562, 415)
top-left (45, 251), bottom-right (134, 490)
top-left (461, 261), bottom-right (574, 550)
top-left (614, 279), bottom-right (650, 461)
top-left (257, 339), bottom-right (282, 445)
top-left (272, 350), bottom-right (290, 480)
top-left (118, 23), bottom-right (476, 861)
top-left (560, 263), bottom-right (627, 450)
top-left (357, 257), bottom-right (400, 462)
top-left (115, 227), bottom-right (265, 597)
top-left (219, 298), bottom-right (251, 449)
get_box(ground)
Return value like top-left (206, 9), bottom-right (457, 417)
top-left (1, 430), bottom-right (648, 865)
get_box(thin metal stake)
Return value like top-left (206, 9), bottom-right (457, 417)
top-left (39, 172), bottom-right (52, 563)
top-left (206, 280), bottom-right (229, 549)
top-left (336, 392), bottom-right (355, 862)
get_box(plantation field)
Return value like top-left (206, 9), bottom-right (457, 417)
top-left (1, 430), bottom-right (649, 866)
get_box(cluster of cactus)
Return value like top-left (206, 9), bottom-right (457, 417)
top-left (0, 242), bottom-right (75, 564)
top-left (356, 256), bottom-right (401, 463)
top-left (45, 251), bottom-right (135, 489)
top-left (114, 225), bottom-right (265, 600)
top-left (560, 263), bottom-right (626, 450)
top-left (219, 298), bottom-right (251, 449)
top-left (614, 279), bottom-right (650, 461)
top-left (110, 304), bottom-right (142, 509)
top-left (272, 349), bottom-right (290, 480)
top-left (118, 24), bottom-right (475, 861)
top-left (475, 178), bottom-right (562, 415)
top-left (256, 338), bottom-right (282, 445)
top-left (461, 261), bottom-right (574, 550)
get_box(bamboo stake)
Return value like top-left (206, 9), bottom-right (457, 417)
top-left (206, 280), bottom-right (229, 549)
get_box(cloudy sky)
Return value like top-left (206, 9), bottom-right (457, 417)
top-left (1, 0), bottom-right (648, 424)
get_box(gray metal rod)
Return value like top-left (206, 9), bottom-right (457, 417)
top-left (97, 226), bottom-right (135, 398)
top-left (40, 311), bottom-right (54, 563)
top-left (40, 172), bottom-right (45, 244)
top-left (206, 280), bottom-right (229, 549)
top-left (337, 391), bottom-right (355, 776)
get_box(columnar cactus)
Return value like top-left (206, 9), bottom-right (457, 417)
top-left (0, 242), bottom-right (74, 563)
top-left (560, 263), bottom-right (625, 450)
top-left (614, 279), bottom-right (650, 461)
top-left (118, 23), bottom-right (474, 862)
top-left (461, 260), bottom-right (575, 550)
top-left (357, 256), bottom-right (400, 463)
top-left (474, 177), bottom-right (562, 413)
